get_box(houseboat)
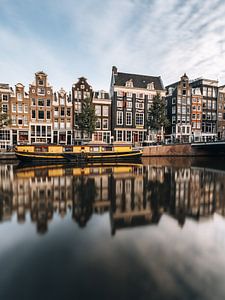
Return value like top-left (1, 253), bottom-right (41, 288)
top-left (14, 143), bottom-right (142, 163)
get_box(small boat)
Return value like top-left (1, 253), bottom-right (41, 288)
top-left (14, 143), bottom-right (142, 163)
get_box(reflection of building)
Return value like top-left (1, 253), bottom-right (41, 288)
top-left (1, 163), bottom-right (225, 233)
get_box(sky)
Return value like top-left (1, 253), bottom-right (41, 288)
top-left (1, 0), bottom-right (225, 92)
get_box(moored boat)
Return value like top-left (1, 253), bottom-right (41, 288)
top-left (14, 143), bottom-right (142, 163)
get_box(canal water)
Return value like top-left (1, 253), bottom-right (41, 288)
top-left (1, 158), bottom-right (225, 300)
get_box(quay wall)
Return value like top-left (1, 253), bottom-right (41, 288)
top-left (0, 152), bottom-right (17, 160)
top-left (142, 144), bottom-right (193, 157)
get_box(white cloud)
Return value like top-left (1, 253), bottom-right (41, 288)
top-left (1, 0), bottom-right (225, 91)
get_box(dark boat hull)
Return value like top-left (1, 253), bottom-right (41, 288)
top-left (15, 150), bottom-right (142, 164)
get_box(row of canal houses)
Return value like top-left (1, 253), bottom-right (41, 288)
top-left (1, 66), bottom-right (225, 149)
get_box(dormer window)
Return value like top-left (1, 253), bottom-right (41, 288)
top-left (38, 80), bottom-right (44, 86)
top-left (147, 82), bottom-right (154, 90)
top-left (126, 80), bottom-right (133, 88)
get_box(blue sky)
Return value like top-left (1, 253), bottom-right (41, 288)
top-left (1, 0), bottom-right (225, 92)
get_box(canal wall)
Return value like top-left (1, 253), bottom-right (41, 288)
top-left (0, 152), bottom-right (17, 160)
top-left (142, 144), bottom-right (193, 157)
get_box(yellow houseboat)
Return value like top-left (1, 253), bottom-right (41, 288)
top-left (14, 143), bottom-right (142, 163)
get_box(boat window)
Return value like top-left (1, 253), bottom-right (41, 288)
top-left (34, 146), bottom-right (48, 152)
top-left (91, 147), bottom-right (100, 152)
top-left (63, 146), bottom-right (72, 152)
top-left (102, 146), bottom-right (112, 151)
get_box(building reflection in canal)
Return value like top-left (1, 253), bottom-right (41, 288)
top-left (0, 158), bottom-right (225, 234)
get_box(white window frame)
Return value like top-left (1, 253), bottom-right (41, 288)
top-left (117, 111), bottom-right (123, 125)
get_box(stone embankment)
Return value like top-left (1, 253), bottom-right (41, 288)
top-left (142, 144), bottom-right (193, 157)
top-left (0, 152), bottom-right (17, 160)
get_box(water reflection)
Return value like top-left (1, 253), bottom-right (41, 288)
top-left (1, 158), bottom-right (225, 235)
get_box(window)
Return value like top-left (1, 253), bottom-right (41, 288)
top-left (172, 98), bottom-right (176, 104)
top-left (127, 101), bottom-right (132, 108)
top-left (117, 90), bottom-right (124, 97)
top-left (126, 131), bottom-right (132, 142)
top-left (37, 87), bottom-right (45, 95)
top-left (60, 122), bottom-right (65, 129)
top-left (61, 107), bottom-right (65, 116)
top-left (147, 82), bottom-right (154, 90)
top-left (38, 99), bottom-right (44, 106)
top-left (54, 107), bottom-right (59, 117)
top-left (117, 111), bottom-right (123, 125)
top-left (136, 102), bottom-right (144, 109)
top-left (47, 111), bottom-right (51, 119)
top-left (203, 87), bottom-right (207, 96)
top-left (126, 112), bottom-right (132, 125)
top-left (127, 92), bottom-right (132, 98)
top-left (60, 98), bottom-right (65, 105)
top-left (135, 113), bottom-right (144, 125)
top-left (12, 104), bottom-right (16, 112)
top-left (102, 119), bottom-right (108, 129)
top-left (125, 80), bottom-right (133, 88)
top-left (31, 125), bottom-right (35, 136)
top-left (2, 94), bottom-right (8, 101)
top-left (18, 103), bottom-right (23, 113)
top-left (18, 118), bottom-right (23, 125)
top-left (212, 101), bottom-right (216, 110)
top-left (67, 108), bottom-right (71, 116)
top-left (54, 122), bottom-right (58, 129)
top-left (12, 116), bottom-right (16, 125)
top-left (95, 105), bottom-right (101, 116)
top-left (192, 114), bottom-right (196, 119)
top-left (96, 118), bottom-right (101, 129)
top-left (117, 100), bottom-right (123, 108)
top-left (38, 111), bottom-right (44, 119)
top-left (117, 130), bottom-right (123, 141)
top-left (103, 106), bottom-right (108, 116)
top-left (38, 80), bottom-right (44, 86)
top-left (24, 117), bottom-right (28, 125)
top-left (208, 88), bottom-right (212, 97)
top-left (24, 104), bottom-right (28, 113)
top-left (47, 126), bottom-right (51, 136)
top-left (36, 125), bottom-right (41, 136)
top-left (17, 93), bottom-right (22, 101)
top-left (32, 98), bottom-right (36, 106)
top-left (32, 110), bottom-right (36, 119)
top-left (172, 116), bottom-right (176, 124)
top-left (138, 93), bottom-right (144, 99)
top-left (2, 104), bottom-right (8, 113)
top-left (172, 106), bottom-right (176, 114)
top-left (46, 99), bottom-right (51, 106)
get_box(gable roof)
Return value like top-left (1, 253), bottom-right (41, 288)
top-left (114, 72), bottom-right (164, 90)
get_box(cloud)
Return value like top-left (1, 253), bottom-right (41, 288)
top-left (1, 0), bottom-right (225, 91)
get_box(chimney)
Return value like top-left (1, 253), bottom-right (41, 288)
top-left (112, 66), bottom-right (118, 75)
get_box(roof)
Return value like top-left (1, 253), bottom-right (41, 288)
top-left (114, 72), bottom-right (164, 90)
